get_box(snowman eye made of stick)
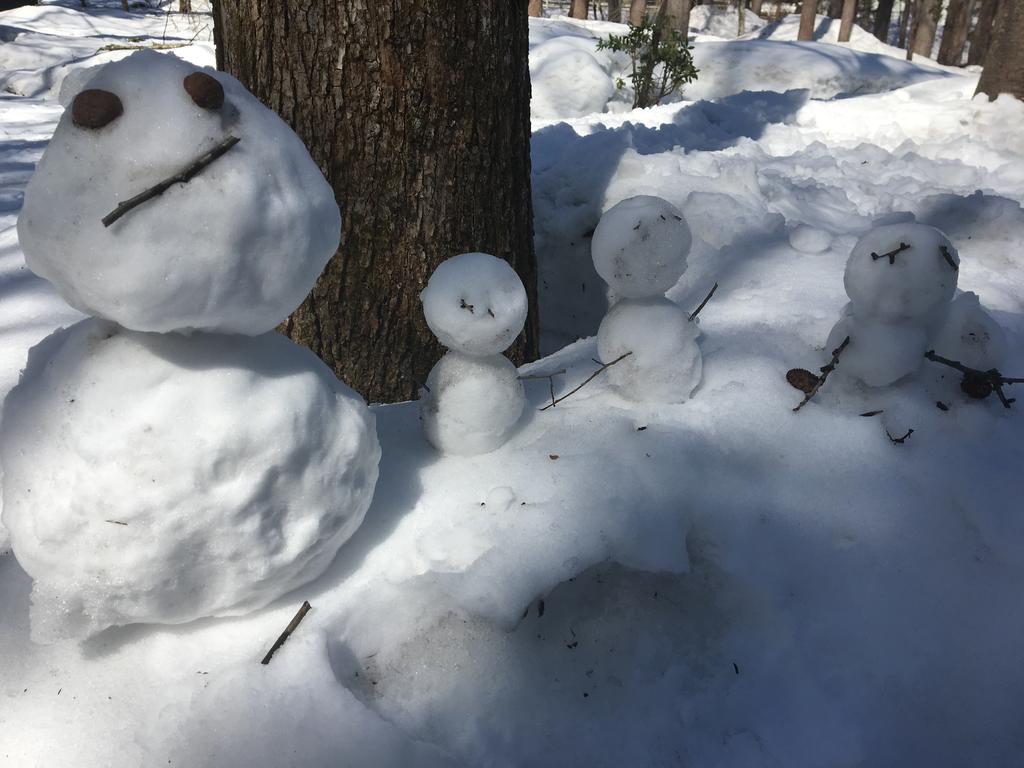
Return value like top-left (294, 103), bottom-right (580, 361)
top-left (183, 71), bottom-right (225, 110)
top-left (71, 89), bottom-right (123, 129)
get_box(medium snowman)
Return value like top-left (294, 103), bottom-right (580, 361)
top-left (419, 252), bottom-right (528, 455)
top-left (1, 51), bottom-right (380, 642)
top-left (592, 196), bottom-right (702, 403)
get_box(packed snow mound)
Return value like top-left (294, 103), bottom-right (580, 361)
top-left (826, 311), bottom-right (929, 387)
top-left (932, 291), bottom-right (1008, 370)
top-left (0, 319), bottom-right (379, 642)
top-left (530, 34), bottom-right (618, 120)
top-left (688, 40), bottom-right (950, 101)
top-left (420, 253), bottom-right (528, 356)
top-left (420, 351), bottom-right (525, 455)
top-left (592, 196), bottom-right (692, 299)
top-left (789, 224), bottom-right (834, 253)
top-left (845, 223), bottom-right (959, 321)
top-left (689, 5), bottom-right (766, 38)
top-left (17, 50), bottom-right (340, 336)
top-left (598, 298), bottom-right (702, 402)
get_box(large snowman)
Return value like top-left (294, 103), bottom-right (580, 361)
top-left (1, 51), bottom-right (380, 643)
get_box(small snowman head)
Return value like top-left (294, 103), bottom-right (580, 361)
top-left (17, 50), bottom-right (341, 336)
top-left (844, 222), bottom-right (959, 322)
top-left (420, 252), bottom-right (528, 357)
top-left (592, 195), bottom-right (692, 299)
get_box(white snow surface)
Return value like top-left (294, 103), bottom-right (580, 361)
top-left (826, 310), bottom-right (930, 387)
top-left (18, 50), bottom-right (341, 336)
top-left (1, 6), bottom-right (1024, 768)
top-left (0, 319), bottom-right (379, 642)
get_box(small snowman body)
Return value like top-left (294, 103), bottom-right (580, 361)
top-left (419, 253), bottom-right (528, 455)
top-left (592, 196), bottom-right (701, 403)
top-left (827, 222), bottom-right (962, 387)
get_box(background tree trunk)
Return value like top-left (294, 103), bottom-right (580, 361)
top-left (909, 0), bottom-right (940, 58)
top-left (967, 0), bottom-right (999, 65)
top-left (873, 0), bottom-right (895, 41)
top-left (751, 0), bottom-right (764, 15)
top-left (178, 0), bottom-right (191, 12)
top-left (976, 0), bottom-right (1024, 99)
top-left (607, 0), bottom-right (621, 22)
top-left (828, 0), bottom-right (843, 17)
top-left (570, 0), bottom-right (588, 18)
top-left (937, 0), bottom-right (973, 64)
top-left (898, 0), bottom-right (913, 47)
top-left (629, 0), bottom-right (647, 24)
top-left (798, 0), bottom-right (818, 39)
top-left (658, 0), bottom-right (690, 32)
top-left (528, 0), bottom-right (544, 17)
top-left (838, 0), bottom-right (857, 39)
top-left (215, 0), bottom-right (539, 404)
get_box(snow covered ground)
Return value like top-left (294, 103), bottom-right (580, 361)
top-left (2, 4), bottom-right (1024, 767)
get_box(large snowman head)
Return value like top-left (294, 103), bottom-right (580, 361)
top-left (17, 51), bottom-right (341, 335)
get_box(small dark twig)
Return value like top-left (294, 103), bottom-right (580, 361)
top-left (519, 369), bottom-right (566, 409)
top-left (886, 428), bottom-right (914, 444)
top-left (102, 135), bottom-right (240, 227)
top-left (688, 282), bottom-right (719, 322)
top-left (793, 336), bottom-right (850, 412)
top-left (860, 410), bottom-right (884, 417)
top-left (871, 242), bottom-right (910, 264)
top-left (939, 245), bottom-right (958, 271)
top-left (540, 352), bottom-right (633, 411)
top-left (924, 350), bottom-right (1021, 409)
top-left (105, 519), bottom-right (128, 526)
top-left (260, 601), bottom-right (311, 665)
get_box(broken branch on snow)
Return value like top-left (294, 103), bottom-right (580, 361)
top-left (792, 336), bottom-right (851, 412)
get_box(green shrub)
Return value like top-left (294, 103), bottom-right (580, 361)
top-left (597, 20), bottom-right (699, 109)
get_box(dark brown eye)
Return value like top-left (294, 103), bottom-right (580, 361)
top-left (72, 89), bottom-right (123, 129)
top-left (183, 72), bottom-right (224, 110)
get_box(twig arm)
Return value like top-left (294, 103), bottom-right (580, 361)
top-left (688, 282), bottom-right (719, 322)
top-left (540, 352), bottom-right (632, 411)
top-left (793, 336), bottom-right (850, 412)
top-left (260, 600), bottom-right (311, 665)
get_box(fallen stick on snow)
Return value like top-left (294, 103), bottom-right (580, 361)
top-left (540, 352), bottom-right (632, 412)
top-left (792, 336), bottom-right (850, 412)
top-left (519, 369), bottom-right (566, 409)
top-left (923, 350), bottom-right (1023, 409)
top-left (102, 135), bottom-right (241, 228)
top-left (260, 600), bottom-right (311, 665)
top-left (688, 282), bottom-right (719, 322)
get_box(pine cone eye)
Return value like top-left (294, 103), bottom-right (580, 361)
top-left (183, 72), bottom-right (225, 110)
top-left (72, 89), bottom-right (123, 129)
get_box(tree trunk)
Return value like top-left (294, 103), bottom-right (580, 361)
top-left (828, 0), bottom-right (843, 17)
top-left (215, 0), bottom-right (539, 404)
top-left (967, 0), bottom-right (999, 65)
top-left (178, 0), bottom-right (191, 11)
top-left (629, 0), bottom-right (646, 24)
top-left (751, 0), bottom-right (764, 15)
top-left (570, 0), bottom-right (588, 18)
top-left (658, 0), bottom-right (690, 33)
top-left (798, 0), bottom-right (817, 39)
top-left (873, 0), bottom-right (895, 41)
top-left (898, 0), bottom-right (913, 47)
top-left (937, 0), bottom-right (973, 64)
top-left (838, 0), bottom-right (857, 39)
top-left (528, 0), bottom-right (543, 17)
top-left (608, 0), bottom-right (621, 21)
top-left (976, 0), bottom-right (1024, 99)
top-left (910, 0), bottom-right (939, 58)
top-left (737, 0), bottom-right (746, 35)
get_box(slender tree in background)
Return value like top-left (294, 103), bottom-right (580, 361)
top-left (898, 0), bottom-right (913, 47)
top-left (570, 0), bottom-right (588, 18)
top-left (828, 0), bottom-right (843, 17)
top-left (751, 0), bottom-right (764, 16)
top-left (909, 0), bottom-right (940, 58)
top-left (214, 1), bottom-right (539, 404)
top-left (608, 0), bottom-right (622, 22)
top-left (937, 0), bottom-right (974, 64)
top-left (967, 0), bottom-right (1000, 65)
top-left (659, 0), bottom-right (690, 33)
top-left (528, 0), bottom-right (544, 17)
top-left (838, 0), bottom-right (857, 40)
top-left (798, 0), bottom-right (818, 40)
top-left (630, 0), bottom-right (647, 24)
top-left (873, 0), bottom-right (896, 41)
top-left (976, 0), bottom-right (1024, 99)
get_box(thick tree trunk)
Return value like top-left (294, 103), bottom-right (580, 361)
top-left (838, 0), bottom-right (857, 39)
top-left (967, 0), bottom-right (999, 65)
top-left (937, 0), bottom-right (973, 64)
top-left (629, 0), bottom-right (646, 24)
top-left (976, 0), bottom-right (1024, 99)
top-left (798, 0), bottom-right (818, 39)
top-left (215, 0), bottom-right (539, 404)
top-left (608, 0), bottom-right (621, 21)
top-left (528, 0), bottom-right (543, 17)
top-left (873, 0), bottom-right (895, 41)
top-left (751, 0), bottom-right (764, 15)
top-left (659, 0), bottom-right (690, 32)
top-left (570, 0), bottom-right (588, 18)
top-left (910, 0), bottom-right (940, 57)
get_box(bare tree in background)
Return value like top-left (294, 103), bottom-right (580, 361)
top-left (529, 0), bottom-right (543, 17)
top-left (630, 0), bottom-right (647, 24)
top-left (751, 0), bottom-right (764, 15)
top-left (937, 0), bottom-right (974, 64)
top-left (967, 0), bottom-right (1000, 65)
top-left (659, 0), bottom-right (690, 33)
top-left (828, 0), bottom-right (843, 17)
top-left (214, 0), bottom-right (539, 404)
top-left (898, 0), bottom-right (913, 47)
top-left (798, 0), bottom-right (817, 40)
top-left (976, 0), bottom-right (1024, 99)
top-left (908, 0), bottom-right (940, 58)
top-left (873, 0), bottom-right (896, 41)
top-left (608, 0), bottom-right (622, 22)
top-left (570, 0), bottom-right (588, 18)
top-left (838, 0), bottom-right (857, 40)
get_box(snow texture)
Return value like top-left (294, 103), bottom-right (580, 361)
top-left (931, 291), bottom-right (1009, 370)
top-left (591, 195), bottom-right (693, 299)
top-left (788, 224), bottom-right (833, 254)
top-left (826, 310), bottom-right (929, 387)
top-left (17, 50), bottom-right (341, 336)
top-left (598, 298), bottom-right (702, 402)
top-left (420, 252), bottom-right (528, 357)
top-left (0, 319), bottom-right (379, 642)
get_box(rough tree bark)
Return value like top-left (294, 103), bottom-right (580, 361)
top-left (528, 0), bottom-right (544, 17)
top-left (658, 0), bottom-right (690, 33)
top-left (967, 0), bottom-right (1000, 65)
top-left (570, 0), bottom-right (588, 18)
top-left (798, 0), bottom-right (818, 40)
top-left (630, 0), bottom-right (647, 24)
top-left (976, 0), bottom-right (1024, 99)
top-left (910, 0), bottom-right (940, 58)
top-left (872, 0), bottom-right (895, 41)
top-left (838, 0), bottom-right (857, 39)
top-left (937, 0), bottom-right (974, 64)
top-left (608, 0), bottom-right (622, 22)
top-left (215, 1), bottom-right (539, 404)
top-left (751, 0), bottom-right (764, 16)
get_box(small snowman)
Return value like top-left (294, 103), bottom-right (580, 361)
top-left (825, 222), bottom-right (960, 387)
top-left (1, 51), bottom-right (380, 642)
top-left (419, 252), bottom-right (528, 455)
top-left (592, 195), bottom-right (701, 403)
